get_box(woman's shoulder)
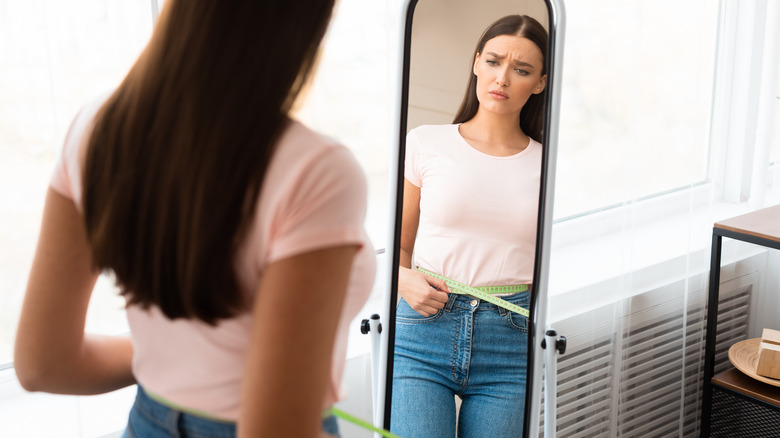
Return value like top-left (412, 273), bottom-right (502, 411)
top-left (253, 120), bottom-right (368, 260)
top-left (407, 123), bottom-right (459, 138)
top-left (269, 119), bottom-right (365, 188)
top-left (64, 91), bottom-right (115, 153)
top-left (275, 120), bottom-right (356, 166)
top-left (279, 119), bottom-right (349, 151)
top-left (50, 91), bottom-right (115, 204)
top-left (278, 119), bottom-right (337, 150)
top-left (406, 124), bottom-right (460, 150)
top-left (526, 137), bottom-right (544, 157)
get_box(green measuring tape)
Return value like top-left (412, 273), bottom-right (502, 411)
top-left (326, 407), bottom-right (402, 438)
top-left (320, 270), bottom-right (529, 438)
top-left (417, 267), bottom-right (530, 318)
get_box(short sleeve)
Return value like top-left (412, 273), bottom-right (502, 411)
top-left (266, 146), bottom-right (368, 263)
top-left (50, 109), bottom-right (86, 201)
top-left (404, 128), bottom-right (422, 188)
top-left (49, 95), bottom-right (108, 207)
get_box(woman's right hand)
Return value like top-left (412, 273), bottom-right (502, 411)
top-left (398, 267), bottom-right (450, 316)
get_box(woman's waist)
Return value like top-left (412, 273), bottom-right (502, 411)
top-left (139, 385), bottom-right (237, 424)
top-left (135, 385), bottom-right (340, 433)
top-left (447, 289), bottom-right (530, 304)
top-left (416, 267), bottom-right (531, 317)
top-left (414, 264), bottom-right (532, 290)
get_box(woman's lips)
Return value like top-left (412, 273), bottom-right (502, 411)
top-left (489, 90), bottom-right (508, 100)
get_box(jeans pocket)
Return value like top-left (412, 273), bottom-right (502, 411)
top-left (506, 311), bottom-right (528, 333)
top-left (395, 298), bottom-right (443, 324)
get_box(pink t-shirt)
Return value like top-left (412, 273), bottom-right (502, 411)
top-left (50, 96), bottom-right (376, 420)
top-left (405, 124), bottom-right (540, 286)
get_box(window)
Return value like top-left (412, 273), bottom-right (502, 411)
top-left (768, 66), bottom-right (780, 165)
top-left (0, 2), bottom-right (397, 435)
top-left (553, 0), bottom-right (719, 220)
top-left (548, 0), bottom-right (780, 309)
top-left (0, 1), bottom-right (153, 366)
top-left (0, 0), bottom-right (402, 368)
top-left (294, 0), bottom-right (402, 250)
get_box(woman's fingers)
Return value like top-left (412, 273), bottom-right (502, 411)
top-left (416, 297), bottom-right (446, 317)
top-left (410, 288), bottom-right (449, 316)
top-left (426, 276), bottom-right (450, 293)
top-left (398, 267), bottom-right (454, 316)
top-left (415, 306), bottom-right (438, 317)
top-left (426, 288), bottom-right (450, 305)
top-left (423, 288), bottom-right (449, 306)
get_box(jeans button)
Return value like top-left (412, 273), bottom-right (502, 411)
top-left (470, 299), bottom-right (478, 307)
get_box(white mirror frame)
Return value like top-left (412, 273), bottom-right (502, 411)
top-left (530, 1), bottom-right (564, 436)
top-left (380, 1), bottom-right (566, 436)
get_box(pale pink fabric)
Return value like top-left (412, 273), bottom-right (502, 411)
top-left (50, 97), bottom-right (375, 420)
top-left (405, 124), bottom-right (540, 286)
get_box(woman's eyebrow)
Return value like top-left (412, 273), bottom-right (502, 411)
top-left (513, 60), bottom-right (535, 69)
top-left (485, 51), bottom-right (535, 69)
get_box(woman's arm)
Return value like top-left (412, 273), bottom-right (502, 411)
top-left (399, 179), bottom-right (420, 270)
top-left (238, 245), bottom-right (358, 438)
top-left (14, 188), bottom-right (134, 394)
top-left (397, 179), bottom-right (449, 316)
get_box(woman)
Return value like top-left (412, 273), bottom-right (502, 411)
top-left (13, 1), bottom-right (375, 437)
top-left (391, 15), bottom-right (547, 438)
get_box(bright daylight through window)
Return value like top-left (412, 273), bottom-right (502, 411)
top-left (0, 1), bottom-right (152, 366)
top-left (0, 0), bottom-right (398, 368)
top-left (1, 0), bottom-right (775, 369)
top-left (554, 1), bottom-right (718, 220)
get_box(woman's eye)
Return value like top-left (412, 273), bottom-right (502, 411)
top-left (486, 60), bottom-right (498, 66)
top-left (515, 69), bottom-right (529, 76)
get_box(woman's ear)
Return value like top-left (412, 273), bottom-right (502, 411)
top-left (473, 52), bottom-right (480, 76)
top-left (533, 74), bottom-right (548, 94)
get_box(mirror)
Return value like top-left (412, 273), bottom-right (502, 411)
top-left (384, 0), bottom-right (562, 437)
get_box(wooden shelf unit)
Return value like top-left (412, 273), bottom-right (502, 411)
top-left (702, 205), bottom-right (780, 437)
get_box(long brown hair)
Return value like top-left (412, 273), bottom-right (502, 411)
top-left (82, 0), bottom-right (336, 324)
top-left (453, 15), bottom-right (548, 142)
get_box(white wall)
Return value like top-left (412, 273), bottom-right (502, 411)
top-left (406, 0), bottom-right (549, 130)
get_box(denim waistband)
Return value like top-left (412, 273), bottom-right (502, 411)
top-left (443, 290), bottom-right (530, 315)
top-left (141, 386), bottom-right (235, 423)
top-left (130, 386), bottom-right (340, 437)
top-left (129, 385), bottom-right (237, 438)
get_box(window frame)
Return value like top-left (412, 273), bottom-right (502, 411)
top-left (548, 0), bottom-right (780, 310)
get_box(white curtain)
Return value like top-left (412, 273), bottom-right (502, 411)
top-left (544, 0), bottom-right (780, 436)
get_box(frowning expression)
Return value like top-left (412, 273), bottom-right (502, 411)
top-left (473, 35), bottom-right (546, 117)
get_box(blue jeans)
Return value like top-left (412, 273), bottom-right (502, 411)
top-left (122, 385), bottom-right (340, 437)
top-left (390, 292), bottom-right (529, 438)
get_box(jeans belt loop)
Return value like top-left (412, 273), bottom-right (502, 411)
top-left (444, 292), bottom-right (457, 312)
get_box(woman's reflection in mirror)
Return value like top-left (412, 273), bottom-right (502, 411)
top-left (391, 14), bottom-right (547, 438)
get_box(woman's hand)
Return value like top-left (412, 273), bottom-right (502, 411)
top-left (398, 267), bottom-right (450, 316)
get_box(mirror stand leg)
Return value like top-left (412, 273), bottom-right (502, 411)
top-left (360, 314), bottom-right (383, 433)
top-left (542, 329), bottom-right (567, 438)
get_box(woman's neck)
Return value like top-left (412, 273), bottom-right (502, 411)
top-left (459, 109), bottom-right (529, 157)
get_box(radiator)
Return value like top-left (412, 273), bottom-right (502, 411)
top-left (539, 273), bottom-right (754, 438)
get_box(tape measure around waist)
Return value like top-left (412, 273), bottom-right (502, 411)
top-left (417, 267), bottom-right (530, 318)
top-left (326, 407), bottom-right (401, 438)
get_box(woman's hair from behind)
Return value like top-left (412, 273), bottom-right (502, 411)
top-left (452, 14), bottom-right (548, 143)
top-left (82, 0), bottom-right (336, 324)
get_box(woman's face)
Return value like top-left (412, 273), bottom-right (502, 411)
top-left (473, 35), bottom-right (546, 117)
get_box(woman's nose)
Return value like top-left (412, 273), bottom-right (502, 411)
top-left (496, 68), bottom-right (509, 86)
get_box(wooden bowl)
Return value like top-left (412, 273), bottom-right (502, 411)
top-left (729, 338), bottom-right (780, 387)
